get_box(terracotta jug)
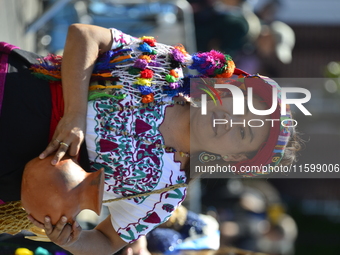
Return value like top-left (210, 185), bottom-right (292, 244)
top-left (21, 156), bottom-right (104, 225)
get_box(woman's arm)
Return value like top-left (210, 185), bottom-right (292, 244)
top-left (39, 23), bottom-right (113, 165)
top-left (28, 215), bottom-right (127, 255)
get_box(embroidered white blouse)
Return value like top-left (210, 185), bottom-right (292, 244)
top-left (85, 29), bottom-right (187, 243)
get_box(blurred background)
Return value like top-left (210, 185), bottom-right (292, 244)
top-left (1, 0), bottom-right (340, 254)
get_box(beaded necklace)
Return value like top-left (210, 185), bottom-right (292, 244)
top-left (30, 35), bottom-right (236, 158)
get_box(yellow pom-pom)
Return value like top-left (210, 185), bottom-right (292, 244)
top-left (15, 248), bottom-right (33, 255)
top-left (140, 36), bottom-right (154, 40)
top-left (139, 55), bottom-right (152, 63)
top-left (134, 78), bottom-right (152, 86)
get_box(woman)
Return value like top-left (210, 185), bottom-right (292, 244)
top-left (0, 24), bottom-right (299, 254)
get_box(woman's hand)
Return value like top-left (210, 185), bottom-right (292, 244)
top-left (39, 112), bottom-right (86, 165)
top-left (28, 215), bottom-right (82, 247)
top-left (39, 24), bottom-right (113, 165)
top-left (28, 214), bottom-right (127, 254)
top-left (122, 236), bottom-right (151, 255)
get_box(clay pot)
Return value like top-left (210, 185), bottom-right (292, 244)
top-left (21, 156), bottom-right (104, 225)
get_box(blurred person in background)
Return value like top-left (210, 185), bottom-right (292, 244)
top-left (235, 0), bottom-right (295, 76)
top-left (189, 0), bottom-right (261, 58)
top-left (249, 0), bottom-right (282, 23)
top-left (189, 0), bottom-right (295, 76)
top-left (118, 206), bottom-right (219, 255)
top-left (236, 20), bottom-right (295, 76)
top-left (207, 179), bottom-right (297, 255)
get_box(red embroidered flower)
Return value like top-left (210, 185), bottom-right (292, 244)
top-left (143, 38), bottom-right (156, 47)
top-left (140, 69), bottom-right (154, 79)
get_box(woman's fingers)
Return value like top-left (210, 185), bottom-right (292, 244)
top-left (27, 215), bottom-right (45, 229)
top-left (28, 215), bottom-right (80, 247)
top-left (52, 141), bottom-right (71, 165)
top-left (46, 216), bottom-right (73, 246)
top-left (67, 128), bottom-right (83, 157)
top-left (39, 138), bottom-right (62, 160)
top-left (39, 125), bottom-right (84, 165)
top-left (41, 138), bottom-right (80, 165)
top-left (39, 139), bottom-right (71, 165)
top-left (43, 216), bottom-right (54, 235)
top-left (53, 218), bottom-right (82, 246)
top-left (126, 248), bottom-right (133, 255)
top-left (70, 221), bottom-right (82, 243)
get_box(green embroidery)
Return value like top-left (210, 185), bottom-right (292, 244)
top-left (135, 224), bottom-right (148, 233)
top-left (91, 96), bottom-right (166, 202)
top-left (176, 176), bottom-right (186, 184)
top-left (119, 228), bottom-right (135, 241)
top-left (166, 188), bottom-right (183, 199)
top-left (102, 154), bottom-right (110, 163)
top-left (130, 170), bottom-right (146, 180)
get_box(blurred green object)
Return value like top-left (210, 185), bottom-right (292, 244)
top-left (325, 61), bottom-right (340, 78)
top-left (323, 61), bottom-right (340, 96)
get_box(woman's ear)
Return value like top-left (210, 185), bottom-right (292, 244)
top-left (222, 154), bottom-right (248, 162)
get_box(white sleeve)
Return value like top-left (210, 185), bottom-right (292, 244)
top-left (110, 28), bottom-right (137, 50)
top-left (106, 186), bottom-right (187, 244)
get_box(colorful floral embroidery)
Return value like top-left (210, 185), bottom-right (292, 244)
top-left (90, 95), bottom-right (167, 203)
top-left (86, 29), bottom-right (190, 243)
